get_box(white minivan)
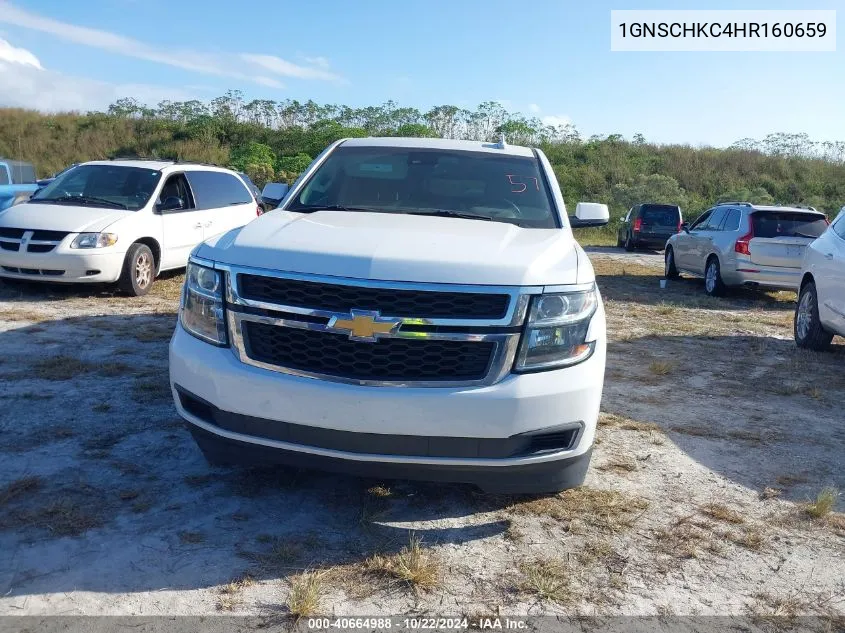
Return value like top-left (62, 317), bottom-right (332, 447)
top-left (0, 160), bottom-right (261, 295)
top-left (169, 137), bottom-right (610, 494)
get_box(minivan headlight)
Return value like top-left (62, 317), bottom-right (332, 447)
top-left (71, 232), bottom-right (118, 248)
top-left (180, 261), bottom-right (227, 345)
top-left (515, 286), bottom-right (598, 371)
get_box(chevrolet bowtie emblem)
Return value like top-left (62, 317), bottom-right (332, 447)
top-left (328, 309), bottom-right (402, 342)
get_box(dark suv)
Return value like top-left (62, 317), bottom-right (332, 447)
top-left (617, 203), bottom-right (683, 251)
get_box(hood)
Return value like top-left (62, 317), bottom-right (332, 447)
top-left (0, 202), bottom-right (133, 233)
top-left (199, 210), bottom-right (582, 286)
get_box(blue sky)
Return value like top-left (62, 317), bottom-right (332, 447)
top-left (0, 0), bottom-right (842, 146)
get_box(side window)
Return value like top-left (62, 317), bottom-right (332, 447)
top-left (722, 209), bottom-right (741, 232)
top-left (186, 171), bottom-right (252, 210)
top-left (13, 164), bottom-right (36, 184)
top-left (690, 209), bottom-right (713, 231)
top-left (624, 207), bottom-right (634, 222)
top-left (704, 207), bottom-right (728, 231)
top-left (0, 166), bottom-right (9, 186)
top-left (833, 216), bottom-right (845, 240)
top-left (158, 174), bottom-right (195, 211)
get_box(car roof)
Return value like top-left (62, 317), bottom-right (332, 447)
top-left (81, 160), bottom-right (236, 174)
top-left (339, 136), bottom-right (537, 158)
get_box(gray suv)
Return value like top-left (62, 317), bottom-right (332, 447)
top-left (664, 202), bottom-right (830, 296)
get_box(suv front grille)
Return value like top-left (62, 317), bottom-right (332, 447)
top-left (237, 274), bottom-right (509, 320)
top-left (242, 321), bottom-right (495, 383)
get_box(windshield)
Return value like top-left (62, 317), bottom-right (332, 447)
top-left (751, 212), bottom-right (829, 238)
top-left (286, 146), bottom-right (559, 228)
top-left (30, 164), bottom-right (162, 211)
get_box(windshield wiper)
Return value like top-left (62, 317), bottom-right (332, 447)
top-left (34, 195), bottom-right (128, 210)
top-left (402, 209), bottom-right (495, 222)
top-left (290, 204), bottom-right (379, 213)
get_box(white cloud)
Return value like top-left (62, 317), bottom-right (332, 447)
top-left (0, 38), bottom-right (194, 112)
top-left (541, 114), bottom-right (572, 128)
top-left (240, 54), bottom-right (340, 82)
top-left (528, 103), bottom-right (541, 114)
top-left (0, 37), bottom-right (42, 69)
top-left (0, 3), bottom-right (342, 86)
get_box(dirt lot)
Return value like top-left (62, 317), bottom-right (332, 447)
top-left (0, 252), bottom-right (843, 619)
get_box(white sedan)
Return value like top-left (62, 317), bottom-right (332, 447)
top-left (794, 208), bottom-right (845, 349)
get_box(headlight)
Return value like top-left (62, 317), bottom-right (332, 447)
top-left (71, 233), bottom-right (118, 248)
top-left (515, 286), bottom-right (598, 372)
top-left (180, 261), bottom-right (227, 345)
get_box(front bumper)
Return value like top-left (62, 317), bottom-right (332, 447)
top-left (0, 248), bottom-right (126, 283)
top-left (169, 321), bottom-right (605, 489)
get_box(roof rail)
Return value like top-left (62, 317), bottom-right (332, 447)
top-left (108, 156), bottom-right (174, 162)
top-left (715, 200), bottom-right (753, 207)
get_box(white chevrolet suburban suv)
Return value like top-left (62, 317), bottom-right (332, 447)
top-left (169, 137), bottom-right (609, 494)
top-left (0, 160), bottom-right (261, 295)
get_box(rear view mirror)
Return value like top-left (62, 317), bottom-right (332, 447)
top-left (570, 202), bottom-right (610, 228)
top-left (260, 182), bottom-right (290, 209)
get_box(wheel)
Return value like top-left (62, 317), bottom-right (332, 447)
top-left (794, 281), bottom-right (833, 350)
top-left (623, 234), bottom-right (634, 252)
top-left (704, 257), bottom-right (726, 297)
top-left (118, 243), bottom-right (155, 296)
top-left (664, 247), bottom-right (679, 279)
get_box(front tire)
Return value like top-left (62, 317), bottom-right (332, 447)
top-left (704, 257), bottom-right (725, 297)
top-left (665, 247), bottom-right (679, 279)
top-left (118, 243), bottom-right (155, 296)
top-left (794, 281), bottom-right (833, 350)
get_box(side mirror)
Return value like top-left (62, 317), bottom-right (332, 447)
top-left (569, 202), bottom-right (610, 228)
top-left (158, 196), bottom-right (185, 212)
top-left (260, 182), bottom-right (290, 209)
top-left (680, 222), bottom-right (690, 233)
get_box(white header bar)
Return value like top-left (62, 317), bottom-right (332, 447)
top-left (611, 10), bottom-right (836, 52)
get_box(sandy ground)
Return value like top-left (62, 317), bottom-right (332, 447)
top-left (0, 250), bottom-right (843, 621)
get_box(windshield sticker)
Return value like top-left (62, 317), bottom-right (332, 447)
top-left (506, 175), bottom-right (539, 193)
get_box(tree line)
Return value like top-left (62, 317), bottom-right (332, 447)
top-left (2, 90), bottom-right (845, 234)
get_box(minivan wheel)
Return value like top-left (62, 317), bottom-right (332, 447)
top-left (118, 243), bottom-right (155, 296)
top-left (624, 234), bottom-right (634, 252)
top-left (704, 257), bottom-right (725, 297)
top-left (795, 281), bottom-right (833, 350)
top-left (664, 247), bottom-right (679, 279)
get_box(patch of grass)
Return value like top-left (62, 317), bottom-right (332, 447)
top-left (179, 530), bottom-right (205, 544)
top-left (30, 355), bottom-right (92, 381)
top-left (700, 502), bottom-right (745, 525)
top-left (132, 377), bottom-right (171, 403)
top-left (97, 362), bottom-right (133, 377)
top-left (216, 574), bottom-right (255, 612)
top-left (597, 456), bottom-right (639, 474)
top-left (131, 500), bottom-right (152, 514)
top-left (184, 474), bottom-right (215, 488)
top-left (805, 487), bottom-right (837, 519)
top-left (2, 496), bottom-right (105, 537)
top-left (599, 412), bottom-right (661, 433)
top-left (364, 533), bottom-right (440, 590)
top-left (518, 558), bottom-right (575, 605)
top-left (15, 392), bottom-right (54, 401)
top-left (286, 571), bottom-right (324, 618)
top-left (81, 433), bottom-right (123, 453)
top-left (367, 485), bottom-right (392, 498)
top-left (0, 475), bottom-right (42, 506)
top-left (509, 486), bottom-right (649, 533)
top-left (648, 360), bottom-right (676, 376)
top-left (760, 487), bottom-right (783, 500)
top-left (91, 402), bottom-right (111, 413)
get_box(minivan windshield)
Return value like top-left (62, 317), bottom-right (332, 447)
top-left (751, 212), bottom-right (829, 239)
top-left (30, 164), bottom-right (162, 211)
top-left (286, 146), bottom-right (559, 228)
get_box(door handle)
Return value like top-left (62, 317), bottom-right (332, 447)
top-left (194, 223), bottom-right (202, 229)
top-left (824, 253), bottom-right (834, 259)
